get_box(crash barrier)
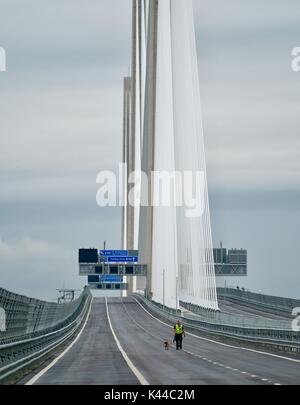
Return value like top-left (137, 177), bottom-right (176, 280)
top-left (134, 294), bottom-right (300, 354)
top-left (0, 287), bottom-right (92, 383)
top-left (217, 287), bottom-right (300, 316)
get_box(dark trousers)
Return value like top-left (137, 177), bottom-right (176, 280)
top-left (175, 334), bottom-right (183, 350)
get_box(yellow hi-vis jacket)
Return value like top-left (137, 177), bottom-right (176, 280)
top-left (175, 324), bottom-right (184, 335)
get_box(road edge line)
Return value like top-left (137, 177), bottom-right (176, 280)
top-left (133, 297), bottom-right (300, 364)
top-left (26, 297), bottom-right (94, 385)
top-left (105, 298), bottom-right (149, 386)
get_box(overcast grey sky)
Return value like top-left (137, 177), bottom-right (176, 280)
top-left (0, 0), bottom-right (300, 300)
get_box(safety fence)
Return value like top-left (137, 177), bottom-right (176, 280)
top-left (217, 288), bottom-right (300, 316)
top-left (134, 294), bottom-right (300, 354)
top-left (0, 287), bottom-right (92, 383)
top-left (179, 301), bottom-right (292, 330)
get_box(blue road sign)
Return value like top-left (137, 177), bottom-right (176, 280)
top-left (100, 250), bottom-right (128, 257)
top-left (100, 276), bottom-right (123, 283)
top-left (107, 257), bottom-right (139, 263)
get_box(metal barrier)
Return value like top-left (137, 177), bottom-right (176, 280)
top-left (217, 288), bottom-right (300, 315)
top-left (134, 294), bottom-right (300, 354)
top-left (179, 301), bottom-right (292, 329)
top-left (0, 287), bottom-right (92, 383)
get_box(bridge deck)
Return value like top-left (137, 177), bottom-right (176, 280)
top-left (26, 298), bottom-right (300, 385)
top-left (28, 299), bottom-right (139, 385)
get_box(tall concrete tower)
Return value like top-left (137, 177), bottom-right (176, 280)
top-left (123, 0), bottom-right (218, 311)
top-left (123, 0), bottom-right (149, 294)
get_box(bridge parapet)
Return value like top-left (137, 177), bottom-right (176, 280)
top-left (218, 288), bottom-right (300, 315)
top-left (0, 287), bottom-right (92, 383)
top-left (134, 294), bottom-right (300, 354)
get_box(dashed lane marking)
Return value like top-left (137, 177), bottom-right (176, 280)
top-left (132, 298), bottom-right (283, 386)
top-left (133, 297), bottom-right (300, 364)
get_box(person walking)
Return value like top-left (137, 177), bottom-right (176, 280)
top-left (174, 320), bottom-right (186, 350)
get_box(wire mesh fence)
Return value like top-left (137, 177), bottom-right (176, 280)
top-left (0, 287), bottom-right (92, 382)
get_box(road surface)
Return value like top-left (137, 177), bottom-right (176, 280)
top-left (26, 299), bottom-right (139, 385)
top-left (26, 298), bottom-right (300, 385)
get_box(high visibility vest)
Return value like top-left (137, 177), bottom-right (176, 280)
top-left (175, 324), bottom-right (184, 335)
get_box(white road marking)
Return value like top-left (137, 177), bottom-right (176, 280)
top-left (26, 298), bottom-right (93, 386)
top-left (123, 300), bottom-right (269, 384)
top-left (133, 297), bottom-right (300, 364)
top-left (105, 298), bottom-right (149, 386)
top-left (132, 297), bottom-right (285, 385)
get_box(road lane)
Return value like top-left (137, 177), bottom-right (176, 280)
top-left (108, 298), bottom-right (300, 386)
top-left (26, 297), bottom-right (300, 385)
top-left (30, 299), bottom-right (139, 385)
top-left (107, 298), bottom-right (265, 385)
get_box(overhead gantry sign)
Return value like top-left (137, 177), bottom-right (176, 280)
top-left (78, 249), bottom-right (147, 290)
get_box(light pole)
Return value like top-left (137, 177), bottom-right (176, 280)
top-left (176, 276), bottom-right (179, 314)
top-left (163, 269), bottom-right (166, 310)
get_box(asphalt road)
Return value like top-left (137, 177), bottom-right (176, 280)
top-left (28, 298), bottom-right (300, 385)
top-left (30, 299), bottom-right (139, 385)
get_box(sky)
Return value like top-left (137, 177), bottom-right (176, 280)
top-left (0, 0), bottom-right (300, 300)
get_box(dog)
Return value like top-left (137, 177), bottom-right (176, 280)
top-left (164, 341), bottom-right (171, 350)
